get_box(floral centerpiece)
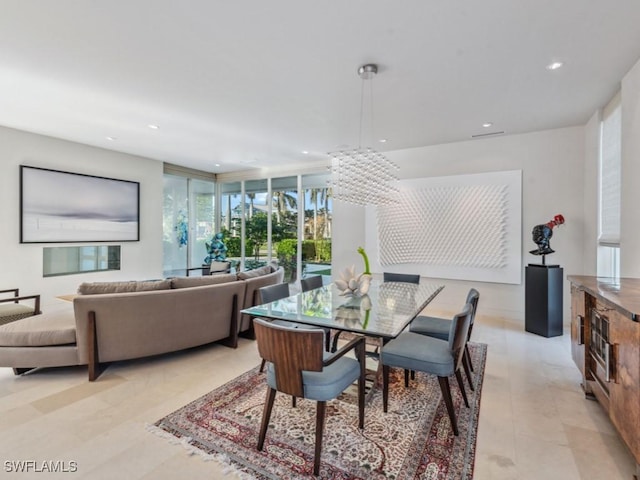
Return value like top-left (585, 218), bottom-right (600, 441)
top-left (334, 247), bottom-right (372, 297)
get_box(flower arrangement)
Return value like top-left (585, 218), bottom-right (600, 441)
top-left (336, 294), bottom-right (371, 329)
top-left (334, 246), bottom-right (372, 297)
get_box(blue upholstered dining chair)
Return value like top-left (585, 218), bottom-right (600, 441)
top-left (381, 303), bottom-right (473, 436)
top-left (254, 318), bottom-right (366, 476)
top-left (410, 288), bottom-right (480, 390)
top-left (259, 283), bottom-right (292, 308)
top-left (300, 275), bottom-right (323, 292)
top-left (383, 272), bottom-right (420, 284)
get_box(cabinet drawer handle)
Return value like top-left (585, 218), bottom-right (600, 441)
top-left (604, 343), bottom-right (610, 382)
top-left (578, 315), bottom-right (584, 345)
top-left (604, 343), bottom-right (617, 383)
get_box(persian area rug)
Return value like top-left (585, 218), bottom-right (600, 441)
top-left (151, 342), bottom-right (487, 479)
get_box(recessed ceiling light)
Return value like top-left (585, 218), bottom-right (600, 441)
top-left (546, 61), bottom-right (564, 71)
top-left (379, 139), bottom-right (387, 143)
top-left (106, 136), bottom-right (116, 141)
top-left (214, 163), bottom-right (221, 167)
top-left (482, 122), bottom-right (493, 128)
top-left (147, 124), bottom-right (159, 129)
top-left (301, 150), bottom-right (309, 155)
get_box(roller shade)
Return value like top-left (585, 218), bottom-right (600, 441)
top-left (599, 92), bottom-right (621, 247)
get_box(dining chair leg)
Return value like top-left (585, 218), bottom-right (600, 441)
top-left (292, 396), bottom-right (296, 408)
top-left (462, 350), bottom-right (475, 391)
top-left (259, 358), bottom-right (266, 373)
top-left (411, 370), bottom-right (415, 380)
top-left (465, 344), bottom-right (474, 372)
top-left (357, 342), bottom-right (365, 429)
top-left (325, 331), bottom-right (331, 352)
top-left (404, 369), bottom-right (410, 387)
top-left (382, 365), bottom-right (390, 413)
top-left (455, 369), bottom-right (470, 408)
top-left (330, 331), bottom-right (343, 353)
top-left (437, 376), bottom-right (459, 436)
top-left (314, 401), bottom-right (326, 476)
top-left (258, 387), bottom-right (277, 450)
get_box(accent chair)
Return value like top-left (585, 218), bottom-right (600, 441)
top-left (410, 288), bottom-right (480, 389)
top-left (0, 288), bottom-right (41, 327)
top-left (254, 318), bottom-right (366, 475)
top-left (381, 303), bottom-right (472, 436)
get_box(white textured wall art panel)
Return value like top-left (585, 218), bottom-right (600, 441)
top-left (365, 170), bottom-right (522, 284)
top-left (377, 184), bottom-right (508, 268)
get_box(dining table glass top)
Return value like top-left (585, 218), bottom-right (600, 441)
top-left (242, 280), bottom-right (444, 340)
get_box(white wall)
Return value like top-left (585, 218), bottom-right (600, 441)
top-left (333, 126), bottom-right (586, 322)
top-left (0, 126), bottom-right (163, 312)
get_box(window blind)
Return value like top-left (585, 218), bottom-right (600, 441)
top-left (599, 92), bottom-right (621, 247)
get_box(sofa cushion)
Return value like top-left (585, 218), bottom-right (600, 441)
top-left (171, 273), bottom-right (238, 289)
top-left (77, 279), bottom-right (172, 295)
top-left (237, 265), bottom-right (272, 279)
top-left (0, 304), bottom-right (35, 326)
top-left (0, 311), bottom-right (76, 347)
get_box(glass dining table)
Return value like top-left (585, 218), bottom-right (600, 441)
top-left (242, 279), bottom-right (444, 346)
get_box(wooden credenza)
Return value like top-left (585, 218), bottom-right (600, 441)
top-left (568, 275), bottom-right (640, 474)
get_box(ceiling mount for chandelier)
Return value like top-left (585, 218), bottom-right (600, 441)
top-left (328, 63), bottom-right (399, 207)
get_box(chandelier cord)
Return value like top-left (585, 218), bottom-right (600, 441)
top-left (369, 74), bottom-right (375, 148)
top-left (357, 73), bottom-right (376, 149)
top-left (358, 76), bottom-right (365, 149)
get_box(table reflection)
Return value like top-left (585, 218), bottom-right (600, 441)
top-left (245, 280), bottom-right (443, 340)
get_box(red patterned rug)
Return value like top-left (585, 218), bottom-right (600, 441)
top-left (151, 342), bottom-right (487, 479)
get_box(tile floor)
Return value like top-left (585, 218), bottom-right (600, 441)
top-left (0, 310), bottom-right (636, 479)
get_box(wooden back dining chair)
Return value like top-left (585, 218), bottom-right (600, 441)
top-left (254, 318), bottom-right (366, 475)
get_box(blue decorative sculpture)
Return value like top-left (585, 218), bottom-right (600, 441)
top-left (204, 232), bottom-right (228, 264)
top-left (175, 210), bottom-right (188, 247)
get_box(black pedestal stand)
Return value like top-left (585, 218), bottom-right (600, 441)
top-left (525, 263), bottom-right (563, 337)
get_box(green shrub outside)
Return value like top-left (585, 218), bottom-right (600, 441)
top-left (276, 239), bottom-right (298, 282)
top-left (225, 236), bottom-right (242, 257)
top-left (314, 239), bottom-right (331, 263)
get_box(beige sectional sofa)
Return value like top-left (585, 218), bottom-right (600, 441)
top-left (0, 265), bottom-right (283, 380)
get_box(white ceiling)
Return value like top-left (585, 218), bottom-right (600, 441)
top-left (1, 1), bottom-right (640, 174)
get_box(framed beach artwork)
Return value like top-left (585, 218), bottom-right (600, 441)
top-left (20, 166), bottom-right (140, 243)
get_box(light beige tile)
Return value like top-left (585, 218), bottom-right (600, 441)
top-left (0, 314), bottom-right (636, 480)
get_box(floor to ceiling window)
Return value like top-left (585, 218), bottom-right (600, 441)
top-left (217, 172), bottom-right (331, 286)
top-left (302, 174), bottom-right (332, 282)
top-left (162, 167), bottom-right (216, 277)
top-left (272, 176), bottom-right (299, 282)
top-left (244, 179), bottom-right (269, 269)
top-left (220, 181), bottom-right (242, 270)
top-left (163, 174), bottom-right (188, 277)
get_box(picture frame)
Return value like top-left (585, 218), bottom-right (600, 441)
top-left (20, 165), bottom-right (140, 243)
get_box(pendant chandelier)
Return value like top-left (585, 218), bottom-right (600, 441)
top-left (329, 64), bottom-right (399, 206)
